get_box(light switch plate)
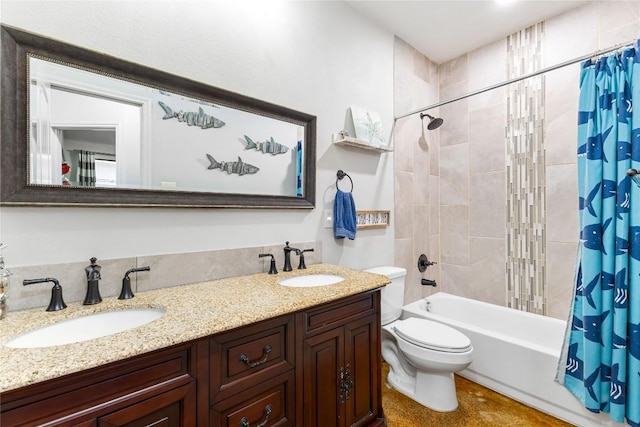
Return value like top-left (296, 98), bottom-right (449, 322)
top-left (324, 209), bottom-right (333, 228)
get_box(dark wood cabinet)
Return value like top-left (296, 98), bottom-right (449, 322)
top-left (98, 382), bottom-right (196, 427)
top-left (0, 290), bottom-right (384, 427)
top-left (299, 291), bottom-right (384, 427)
top-left (0, 343), bottom-right (197, 427)
top-left (208, 315), bottom-right (296, 427)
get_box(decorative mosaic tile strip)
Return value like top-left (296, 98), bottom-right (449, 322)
top-left (505, 23), bottom-right (547, 315)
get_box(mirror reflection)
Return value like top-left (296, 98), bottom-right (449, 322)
top-left (29, 57), bottom-right (305, 197)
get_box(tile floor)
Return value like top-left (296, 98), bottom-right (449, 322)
top-left (381, 363), bottom-right (574, 426)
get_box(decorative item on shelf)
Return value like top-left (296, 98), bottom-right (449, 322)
top-left (332, 134), bottom-right (394, 153)
top-left (356, 210), bottom-right (390, 229)
top-left (350, 105), bottom-right (385, 145)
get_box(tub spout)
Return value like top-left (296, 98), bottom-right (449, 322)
top-left (421, 278), bottom-right (437, 287)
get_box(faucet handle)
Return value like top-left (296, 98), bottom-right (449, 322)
top-left (297, 248), bottom-right (314, 270)
top-left (259, 254), bottom-right (278, 275)
top-left (119, 266), bottom-right (151, 300)
top-left (23, 278), bottom-right (67, 311)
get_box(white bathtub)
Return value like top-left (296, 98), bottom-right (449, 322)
top-left (402, 292), bottom-right (620, 427)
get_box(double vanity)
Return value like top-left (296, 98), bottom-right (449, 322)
top-left (0, 264), bottom-right (390, 426)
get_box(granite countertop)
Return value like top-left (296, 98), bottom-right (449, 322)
top-left (0, 264), bottom-right (389, 393)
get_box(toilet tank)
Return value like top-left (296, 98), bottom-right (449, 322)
top-left (364, 266), bottom-right (407, 325)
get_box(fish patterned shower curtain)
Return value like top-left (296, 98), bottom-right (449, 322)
top-left (562, 43), bottom-right (640, 427)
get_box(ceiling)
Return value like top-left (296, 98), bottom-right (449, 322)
top-left (345, 0), bottom-right (589, 64)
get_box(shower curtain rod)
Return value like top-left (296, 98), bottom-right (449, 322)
top-left (395, 38), bottom-right (638, 121)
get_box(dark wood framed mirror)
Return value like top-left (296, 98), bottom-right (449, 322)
top-left (1, 25), bottom-right (316, 208)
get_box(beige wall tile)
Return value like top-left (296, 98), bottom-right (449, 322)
top-left (428, 126), bottom-right (440, 175)
top-left (394, 116), bottom-right (417, 173)
top-left (468, 39), bottom-right (506, 110)
top-left (413, 204), bottom-right (431, 256)
top-left (546, 241), bottom-right (578, 320)
top-left (395, 238), bottom-right (419, 304)
top-left (600, 22), bottom-right (640, 48)
top-left (545, 64), bottom-right (580, 167)
top-left (440, 205), bottom-right (470, 265)
top-left (439, 263), bottom-right (470, 298)
top-left (439, 98), bottom-right (469, 147)
top-left (440, 143), bottom-right (470, 205)
top-left (546, 164), bottom-right (579, 243)
top-left (470, 171), bottom-right (506, 239)
top-left (545, 2), bottom-right (598, 65)
top-left (136, 247), bottom-right (267, 293)
top-left (469, 103), bottom-right (506, 173)
top-left (412, 138), bottom-right (431, 205)
top-left (598, 0), bottom-right (640, 34)
top-left (469, 237), bottom-right (506, 306)
top-left (439, 54), bottom-right (468, 90)
top-left (430, 176), bottom-right (440, 232)
top-left (9, 257), bottom-right (137, 311)
top-left (394, 171), bottom-right (414, 239)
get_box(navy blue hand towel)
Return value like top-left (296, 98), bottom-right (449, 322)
top-left (334, 189), bottom-right (357, 240)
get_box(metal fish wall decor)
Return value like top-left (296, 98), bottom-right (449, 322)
top-left (244, 135), bottom-right (289, 155)
top-left (206, 154), bottom-right (259, 176)
top-left (158, 101), bottom-right (225, 129)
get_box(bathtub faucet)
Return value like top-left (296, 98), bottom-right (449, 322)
top-left (421, 278), bottom-right (437, 287)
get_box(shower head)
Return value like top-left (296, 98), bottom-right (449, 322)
top-left (420, 113), bottom-right (444, 130)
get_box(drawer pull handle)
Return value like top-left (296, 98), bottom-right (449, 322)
top-left (240, 345), bottom-right (272, 367)
top-left (239, 404), bottom-right (273, 427)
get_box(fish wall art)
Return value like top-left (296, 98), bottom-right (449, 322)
top-left (206, 154), bottom-right (259, 176)
top-left (158, 101), bottom-right (225, 129)
top-left (244, 135), bottom-right (289, 155)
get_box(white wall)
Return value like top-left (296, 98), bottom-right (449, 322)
top-left (0, 0), bottom-right (395, 269)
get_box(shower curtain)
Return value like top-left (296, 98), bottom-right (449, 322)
top-left (77, 150), bottom-right (96, 187)
top-left (561, 43), bottom-right (640, 427)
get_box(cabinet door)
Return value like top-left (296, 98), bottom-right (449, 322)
top-left (302, 327), bottom-right (345, 427)
top-left (98, 382), bottom-right (196, 427)
top-left (344, 315), bottom-right (380, 427)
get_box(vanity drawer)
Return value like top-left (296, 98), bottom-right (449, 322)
top-left (1, 343), bottom-right (195, 427)
top-left (209, 314), bottom-right (295, 403)
top-left (302, 291), bottom-right (376, 337)
top-left (210, 370), bottom-right (295, 427)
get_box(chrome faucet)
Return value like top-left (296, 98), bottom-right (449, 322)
top-left (83, 257), bottom-right (102, 305)
top-left (283, 241), bottom-right (299, 272)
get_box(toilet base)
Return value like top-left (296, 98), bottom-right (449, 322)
top-left (386, 366), bottom-right (460, 412)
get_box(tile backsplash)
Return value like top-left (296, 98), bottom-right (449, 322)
top-left (7, 241), bottom-right (321, 312)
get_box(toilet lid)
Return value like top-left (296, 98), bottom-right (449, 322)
top-left (393, 318), bottom-right (472, 353)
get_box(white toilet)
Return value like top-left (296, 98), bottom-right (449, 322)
top-left (365, 266), bottom-right (473, 412)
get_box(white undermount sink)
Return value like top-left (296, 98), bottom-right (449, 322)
top-left (278, 274), bottom-right (345, 287)
top-left (4, 308), bottom-right (165, 349)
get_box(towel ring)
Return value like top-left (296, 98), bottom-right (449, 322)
top-left (336, 170), bottom-right (353, 192)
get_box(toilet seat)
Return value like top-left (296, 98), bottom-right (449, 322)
top-left (393, 318), bottom-right (472, 353)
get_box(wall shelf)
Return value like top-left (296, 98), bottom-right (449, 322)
top-left (333, 136), bottom-right (393, 153)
